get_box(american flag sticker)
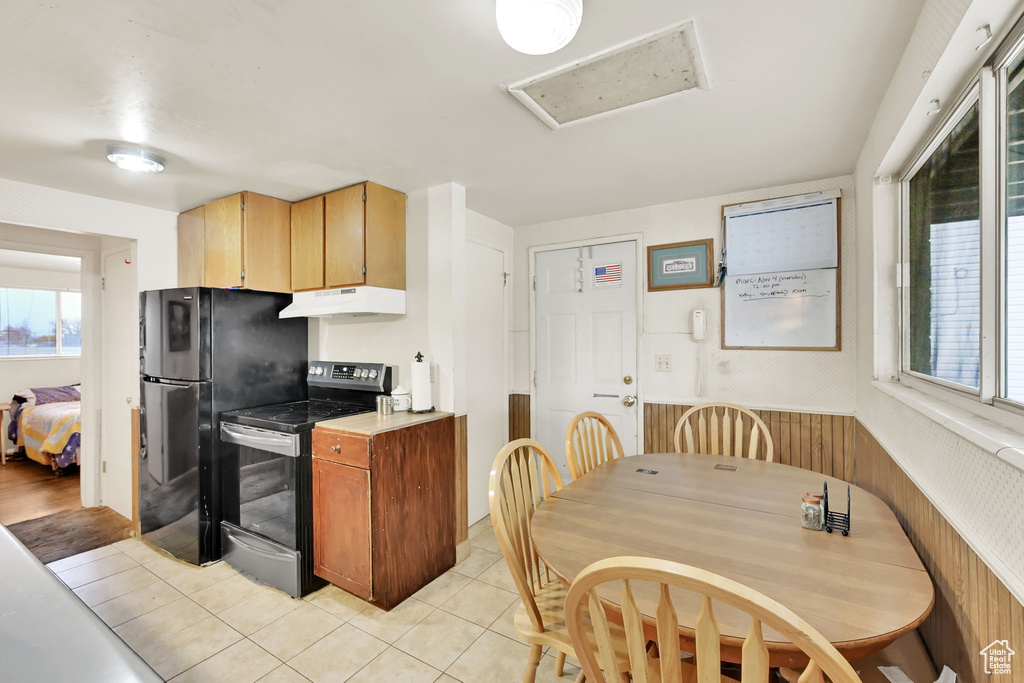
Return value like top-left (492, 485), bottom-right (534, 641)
top-left (594, 263), bottom-right (622, 288)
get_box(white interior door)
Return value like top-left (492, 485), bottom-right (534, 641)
top-left (465, 241), bottom-right (508, 525)
top-left (535, 241), bottom-right (638, 478)
top-left (100, 248), bottom-right (138, 519)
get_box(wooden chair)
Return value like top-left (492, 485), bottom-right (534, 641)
top-left (489, 439), bottom-right (628, 683)
top-left (566, 411), bottom-right (626, 480)
top-left (672, 402), bottom-right (774, 462)
top-left (564, 556), bottom-right (861, 683)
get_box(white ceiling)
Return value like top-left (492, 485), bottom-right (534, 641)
top-left (0, 1), bottom-right (924, 226)
top-left (0, 249), bottom-right (81, 273)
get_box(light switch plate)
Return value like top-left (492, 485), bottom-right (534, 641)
top-left (655, 355), bottom-right (672, 372)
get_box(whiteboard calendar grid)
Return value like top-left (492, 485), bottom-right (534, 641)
top-left (721, 191), bottom-right (842, 350)
top-left (725, 195), bottom-right (839, 277)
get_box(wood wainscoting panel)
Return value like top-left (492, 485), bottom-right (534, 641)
top-left (509, 393), bottom-right (530, 441)
top-left (455, 414), bottom-right (468, 544)
top-left (856, 423), bottom-right (1024, 679)
top-left (643, 403), bottom-right (855, 481)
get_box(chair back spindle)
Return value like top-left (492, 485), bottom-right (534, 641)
top-left (566, 411), bottom-right (626, 480)
top-left (673, 402), bottom-right (774, 462)
top-left (564, 556), bottom-right (861, 683)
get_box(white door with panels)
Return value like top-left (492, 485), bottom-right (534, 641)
top-left (465, 240), bottom-right (508, 525)
top-left (535, 241), bottom-right (638, 478)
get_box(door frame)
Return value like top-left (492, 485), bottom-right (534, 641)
top-left (0, 238), bottom-right (99, 507)
top-left (528, 233), bottom-right (645, 454)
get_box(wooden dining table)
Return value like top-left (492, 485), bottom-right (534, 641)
top-left (530, 452), bottom-right (935, 667)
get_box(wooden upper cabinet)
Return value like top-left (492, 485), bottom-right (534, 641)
top-left (291, 196), bottom-right (325, 291)
top-left (323, 181), bottom-right (406, 291)
top-left (325, 184), bottom-right (367, 288)
top-left (177, 205), bottom-right (206, 287)
top-left (178, 191), bottom-right (291, 292)
top-left (242, 192), bottom-right (291, 293)
top-left (364, 181), bottom-right (406, 290)
top-left (204, 194), bottom-right (244, 289)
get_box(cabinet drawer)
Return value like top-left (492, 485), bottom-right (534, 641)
top-left (313, 429), bottom-right (370, 468)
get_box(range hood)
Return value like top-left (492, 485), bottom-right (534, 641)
top-left (279, 286), bottom-right (406, 318)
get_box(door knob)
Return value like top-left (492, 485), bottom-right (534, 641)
top-left (623, 375), bottom-right (633, 385)
top-left (623, 395), bottom-right (637, 407)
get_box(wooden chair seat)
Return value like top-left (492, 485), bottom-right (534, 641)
top-left (641, 658), bottom-right (738, 683)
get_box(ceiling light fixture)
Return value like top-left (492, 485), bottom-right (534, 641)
top-left (496, 0), bottom-right (582, 55)
top-left (106, 145), bottom-right (165, 173)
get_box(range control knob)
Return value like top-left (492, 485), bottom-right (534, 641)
top-left (368, 369), bottom-right (378, 379)
top-left (361, 368), bottom-right (370, 379)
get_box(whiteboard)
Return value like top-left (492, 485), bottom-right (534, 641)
top-left (722, 269), bottom-right (838, 349)
top-left (725, 191), bottom-right (839, 276)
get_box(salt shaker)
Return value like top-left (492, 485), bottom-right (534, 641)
top-left (801, 495), bottom-right (823, 530)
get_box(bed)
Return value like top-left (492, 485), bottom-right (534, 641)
top-left (7, 385), bottom-right (81, 470)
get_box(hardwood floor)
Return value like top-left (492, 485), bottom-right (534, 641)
top-left (0, 457), bottom-right (81, 525)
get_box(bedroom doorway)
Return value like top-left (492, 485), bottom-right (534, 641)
top-left (0, 247), bottom-right (85, 525)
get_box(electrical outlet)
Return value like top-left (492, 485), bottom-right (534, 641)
top-left (655, 355), bottom-right (672, 372)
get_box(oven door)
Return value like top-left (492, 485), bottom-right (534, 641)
top-left (220, 422), bottom-right (301, 550)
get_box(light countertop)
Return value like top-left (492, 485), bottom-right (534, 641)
top-left (318, 410), bottom-right (453, 436)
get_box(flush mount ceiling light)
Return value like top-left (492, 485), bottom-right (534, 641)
top-left (496, 0), bottom-right (582, 55)
top-left (106, 145), bottom-right (165, 173)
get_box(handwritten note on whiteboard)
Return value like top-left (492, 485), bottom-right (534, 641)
top-left (725, 192), bottom-right (839, 276)
top-left (723, 269), bottom-right (837, 349)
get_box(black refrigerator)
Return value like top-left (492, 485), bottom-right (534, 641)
top-left (139, 287), bottom-right (307, 565)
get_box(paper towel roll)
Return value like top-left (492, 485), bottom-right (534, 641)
top-left (411, 357), bottom-right (432, 412)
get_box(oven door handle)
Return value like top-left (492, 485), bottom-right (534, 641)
top-left (220, 423), bottom-right (300, 457)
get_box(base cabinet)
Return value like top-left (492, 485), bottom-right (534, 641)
top-left (312, 459), bottom-right (372, 598)
top-left (312, 415), bottom-right (455, 610)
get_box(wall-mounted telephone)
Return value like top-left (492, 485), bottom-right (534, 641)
top-left (692, 309), bottom-right (706, 342)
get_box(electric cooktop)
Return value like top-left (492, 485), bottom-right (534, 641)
top-left (220, 399), bottom-right (372, 434)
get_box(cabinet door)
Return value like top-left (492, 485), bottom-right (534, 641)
top-left (291, 195), bottom-right (325, 291)
top-left (364, 182), bottom-right (406, 290)
top-left (325, 184), bottom-right (366, 288)
top-left (204, 194), bottom-right (244, 288)
top-left (177, 205), bottom-right (206, 287)
top-left (313, 458), bottom-right (371, 598)
top-left (243, 192), bottom-right (292, 293)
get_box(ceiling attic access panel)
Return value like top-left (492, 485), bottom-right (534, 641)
top-left (508, 20), bottom-right (709, 129)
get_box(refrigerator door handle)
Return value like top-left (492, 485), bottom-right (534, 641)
top-left (220, 423), bottom-right (300, 457)
top-left (143, 377), bottom-right (198, 387)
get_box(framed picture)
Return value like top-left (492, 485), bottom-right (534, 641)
top-left (647, 239), bottom-right (714, 291)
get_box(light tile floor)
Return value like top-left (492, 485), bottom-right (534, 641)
top-left (47, 518), bottom-right (580, 682)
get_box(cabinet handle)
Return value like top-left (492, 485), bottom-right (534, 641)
top-left (331, 445), bottom-right (341, 453)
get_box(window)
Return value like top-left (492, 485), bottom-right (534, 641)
top-left (899, 14), bottom-right (1024, 414)
top-left (0, 288), bottom-right (82, 357)
top-left (906, 102), bottom-right (981, 389)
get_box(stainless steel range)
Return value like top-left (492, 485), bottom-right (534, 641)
top-left (218, 360), bottom-right (392, 597)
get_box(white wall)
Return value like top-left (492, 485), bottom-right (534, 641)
top-left (854, 0), bottom-right (1024, 603)
top-left (512, 175), bottom-right (857, 415)
top-left (0, 178), bottom-right (177, 513)
top-left (0, 261), bottom-right (83, 450)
